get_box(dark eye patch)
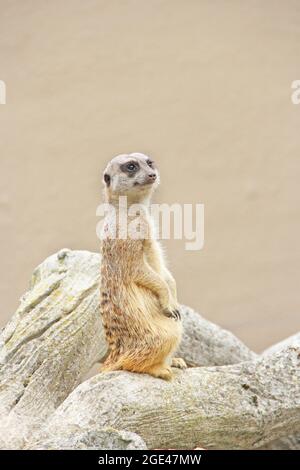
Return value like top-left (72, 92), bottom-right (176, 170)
top-left (120, 161), bottom-right (140, 176)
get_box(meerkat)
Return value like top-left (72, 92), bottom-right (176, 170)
top-left (99, 152), bottom-right (186, 380)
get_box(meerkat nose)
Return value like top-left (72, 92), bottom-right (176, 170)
top-left (148, 173), bottom-right (157, 180)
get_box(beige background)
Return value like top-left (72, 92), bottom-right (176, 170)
top-left (0, 0), bottom-right (299, 351)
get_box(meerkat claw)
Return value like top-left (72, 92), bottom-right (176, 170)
top-left (148, 365), bottom-right (174, 381)
top-left (174, 308), bottom-right (181, 320)
top-left (171, 357), bottom-right (187, 369)
top-left (163, 308), bottom-right (181, 320)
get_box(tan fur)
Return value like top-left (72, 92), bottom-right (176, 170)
top-left (99, 153), bottom-right (186, 380)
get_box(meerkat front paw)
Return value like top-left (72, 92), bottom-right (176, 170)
top-left (163, 307), bottom-right (181, 320)
top-left (171, 357), bottom-right (187, 369)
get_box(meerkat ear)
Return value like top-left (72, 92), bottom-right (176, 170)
top-left (103, 173), bottom-right (111, 187)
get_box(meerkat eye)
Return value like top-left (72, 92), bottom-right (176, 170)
top-left (126, 163), bottom-right (136, 172)
top-left (147, 160), bottom-right (154, 168)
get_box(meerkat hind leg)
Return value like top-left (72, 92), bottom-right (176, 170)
top-left (171, 357), bottom-right (187, 369)
top-left (102, 360), bottom-right (173, 380)
top-left (146, 363), bottom-right (174, 381)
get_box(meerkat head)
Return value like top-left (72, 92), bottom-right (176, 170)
top-left (103, 153), bottom-right (159, 203)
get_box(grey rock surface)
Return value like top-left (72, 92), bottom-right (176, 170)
top-left (0, 249), bottom-right (298, 449)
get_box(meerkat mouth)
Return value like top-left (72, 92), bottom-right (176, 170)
top-left (134, 180), bottom-right (155, 187)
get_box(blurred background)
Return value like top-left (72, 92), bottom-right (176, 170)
top-left (0, 0), bottom-right (299, 351)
